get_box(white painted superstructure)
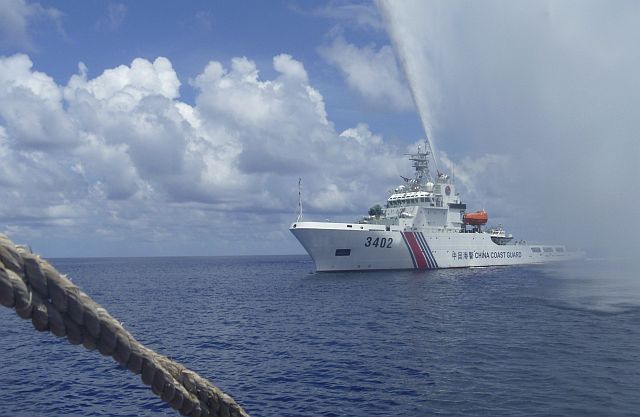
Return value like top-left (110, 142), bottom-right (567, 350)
top-left (290, 144), bottom-right (583, 272)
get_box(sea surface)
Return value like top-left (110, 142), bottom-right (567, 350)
top-left (1, 256), bottom-right (639, 417)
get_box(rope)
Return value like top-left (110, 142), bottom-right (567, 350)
top-left (0, 234), bottom-right (250, 417)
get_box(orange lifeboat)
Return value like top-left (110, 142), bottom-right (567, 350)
top-left (463, 210), bottom-right (488, 226)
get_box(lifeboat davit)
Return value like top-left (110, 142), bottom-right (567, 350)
top-left (463, 210), bottom-right (488, 226)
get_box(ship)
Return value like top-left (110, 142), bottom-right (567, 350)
top-left (290, 143), bottom-right (584, 272)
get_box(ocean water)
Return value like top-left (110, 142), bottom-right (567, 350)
top-left (1, 256), bottom-right (639, 417)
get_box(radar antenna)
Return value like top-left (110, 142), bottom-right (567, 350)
top-left (406, 140), bottom-right (434, 185)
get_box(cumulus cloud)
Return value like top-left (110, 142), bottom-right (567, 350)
top-left (319, 35), bottom-right (413, 111)
top-left (0, 52), bottom-right (409, 255)
top-left (0, 0), bottom-right (63, 49)
top-left (339, 122), bottom-right (382, 146)
top-left (0, 54), bottom-right (76, 148)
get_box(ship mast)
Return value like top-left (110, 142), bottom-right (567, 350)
top-left (406, 141), bottom-right (433, 189)
top-left (296, 178), bottom-right (303, 222)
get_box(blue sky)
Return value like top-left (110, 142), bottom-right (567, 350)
top-left (6, 0), bottom-right (420, 137)
top-left (1, 0), bottom-right (638, 258)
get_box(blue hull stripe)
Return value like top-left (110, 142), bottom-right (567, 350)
top-left (416, 232), bottom-right (439, 269)
top-left (422, 233), bottom-right (439, 268)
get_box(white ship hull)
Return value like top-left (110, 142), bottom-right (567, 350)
top-left (291, 222), bottom-right (583, 272)
top-left (291, 143), bottom-right (583, 272)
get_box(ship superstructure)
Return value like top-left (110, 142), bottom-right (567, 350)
top-left (361, 143), bottom-right (465, 233)
top-left (290, 144), bottom-right (583, 272)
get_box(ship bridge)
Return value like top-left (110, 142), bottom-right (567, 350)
top-left (361, 144), bottom-right (467, 232)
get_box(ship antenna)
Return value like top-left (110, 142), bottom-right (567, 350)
top-left (296, 178), bottom-right (303, 222)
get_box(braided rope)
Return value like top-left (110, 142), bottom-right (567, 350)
top-left (0, 234), bottom-right (250, 417)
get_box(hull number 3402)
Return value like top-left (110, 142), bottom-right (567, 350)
top-left (365, 237), bottom-right (393, 248)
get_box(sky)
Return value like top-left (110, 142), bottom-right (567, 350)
top-left (0, 0), bottom-right (637, 258)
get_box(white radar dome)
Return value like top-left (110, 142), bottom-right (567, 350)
top-left (425, 182), bottom-right (434, 192)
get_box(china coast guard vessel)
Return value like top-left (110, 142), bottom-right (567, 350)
top-left (290, 144), bottom-right (583, 272)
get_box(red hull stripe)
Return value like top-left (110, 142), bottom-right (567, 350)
top-left (403, 232), bottom-right (428, 269)
top-left (401, 233), bottom-right (418, 268)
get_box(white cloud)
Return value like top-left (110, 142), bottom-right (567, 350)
top-left (339, 122), bottom-right (382, 146)
top-left (319, 35), bottom-right (413, 111)
top-left (0, 0), bottom-right (63, 49)
top-left (0, 53), bottom-right (410, 255)
top-left (0, 54), bottom-right (76, 148)
top-left (66, 57), bottom-right (180, 104)
top-left (273, 53), bottom-right (309, 83)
